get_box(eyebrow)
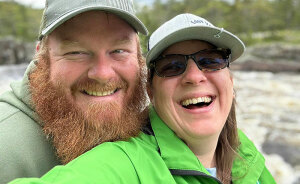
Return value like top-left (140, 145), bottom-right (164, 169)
top-left (112, 35), bottom-right (135, 46)
top-left (58, 35), bottom-right (135, 50)
top-left (59, 40), bottom-right (81, 49)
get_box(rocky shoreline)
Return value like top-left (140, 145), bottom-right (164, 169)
top-left (1, 39), bottom-right (300, 74)
top-left (233, 71), bottom-right (300, 184)
top-left (231, 43), bottom-right (300, 73)
top-left (231, 60), bottom-right (300, 73)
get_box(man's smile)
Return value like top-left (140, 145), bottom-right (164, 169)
top-left (81, 89), bottom-right (118, 97)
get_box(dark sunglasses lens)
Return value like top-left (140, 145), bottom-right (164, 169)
top-left (195, 50), bottom-right (228, 70)
top-left (155, 56), bottom-right (186, 77)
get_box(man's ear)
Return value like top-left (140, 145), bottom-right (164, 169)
top-left (36, 42), bottom-right (40, 52)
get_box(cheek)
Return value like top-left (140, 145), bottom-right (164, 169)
top-left (49, 61), bottom-right (83, 88)
top-left (118, 59), bottom-right (140, 82)
top-left (215, 71), bottom-right (233, 95)
top-left (151, 78), bottom-right (177, 110)
top-left (151, 77), bottom-right (166, 104)
top-left (219, 75), bottom-right (234, 112)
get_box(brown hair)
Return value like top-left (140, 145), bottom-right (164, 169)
top-left (215, 98), bottom-right (239, 184)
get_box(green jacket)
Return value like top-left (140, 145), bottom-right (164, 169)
top-left (10, 107), bottom-right (276, 184)
top-left (0, 61), bottom-right (60, 184)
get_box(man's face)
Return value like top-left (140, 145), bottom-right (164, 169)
top-left (31, 11), bottom-right (148, 163)
top-left (48, 11), bottom-right (140, 118)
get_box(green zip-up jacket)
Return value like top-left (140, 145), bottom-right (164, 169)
top-left (11, 107), bottom-right (276, 184)
top-left (0, 61), bottom-right (60, 184)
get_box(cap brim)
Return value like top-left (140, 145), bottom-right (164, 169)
top-left (40, 6), bottom-right (148, 39)
top-left (146, 26), bottom-right (245, 66)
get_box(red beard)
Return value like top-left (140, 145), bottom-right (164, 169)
top-left (29, 54), bottom-right (148, 164)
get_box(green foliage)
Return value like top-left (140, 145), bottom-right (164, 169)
top-left (0, 1), bottom-right (42, 41)
top-left (136, 0), bottom-right (300, 53)
top-left (0, 0), bottom-right (299, 52)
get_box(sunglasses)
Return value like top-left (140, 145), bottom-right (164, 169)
top-left (150, 48), bottom-right (231, 77)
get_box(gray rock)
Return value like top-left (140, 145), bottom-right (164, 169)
top-left (262, 141), bottom-right (300, 167)
top-left (0, 37), bottom-right (35, 65)
top-left (231, 43), bottom-right (300, 73)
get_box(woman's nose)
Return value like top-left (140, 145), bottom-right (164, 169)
top-left (181, 59), bottom-right (207, 85)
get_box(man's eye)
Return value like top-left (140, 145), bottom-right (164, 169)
top-left (65, 51), bottom-right (87, 55)
top-left (112, 49), bottom-right (125, 54)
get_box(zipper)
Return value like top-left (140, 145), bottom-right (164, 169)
top-left (169, 169), bottom-right (223, 184)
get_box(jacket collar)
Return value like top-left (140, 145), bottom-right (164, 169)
top-left (149, 106), bottom-right (210, 175)
top-left (232, 130), bottom-right (266, 183)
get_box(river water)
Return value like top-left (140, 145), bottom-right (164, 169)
top-left (0, 64), bottom-right (299, 184)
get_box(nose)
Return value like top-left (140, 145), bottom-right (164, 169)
top-left (87, 53), bottom-right (115, 83)
top-left (181, 59), bottom-right (207, 85)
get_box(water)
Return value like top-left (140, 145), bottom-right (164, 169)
top-left (0, 64), bottom-right (27, 94)
top-left (0, 64), bottom-right (299, 183)
top-left (234, 71), bottom-right (300, 184)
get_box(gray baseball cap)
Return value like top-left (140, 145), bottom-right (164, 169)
top-left (39, 0), bottom-right (148, 40)
top-left (146, 13), bottom-right (245, 66)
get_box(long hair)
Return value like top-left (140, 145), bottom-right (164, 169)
top-left (216, 98), bottom-right (240, 184)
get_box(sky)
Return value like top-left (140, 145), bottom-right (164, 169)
top-left (2, 0), bottom-right (233, 9)
top-left (1, 0), bottom-right (156, 9)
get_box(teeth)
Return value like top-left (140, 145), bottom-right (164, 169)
top-left (85, 90), bottom-right (115, 97)
top-left (181, 96), bottom-right (212, 106)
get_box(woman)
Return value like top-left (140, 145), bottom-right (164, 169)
top-left (10, 14), bottom-right (275, 184)
top-left (146, 13), bottom-right (274, 184)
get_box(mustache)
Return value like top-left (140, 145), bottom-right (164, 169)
top-left (71, 78), bottom-right (128, 93)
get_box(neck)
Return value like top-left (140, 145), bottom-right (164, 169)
top-left (185, 135), bottom-right (219, 168)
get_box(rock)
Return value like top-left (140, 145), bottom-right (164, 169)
top-left (231, 60), bottom-right (300, 73)
top-left (264, 154), bottom-right (299, 184)
top-left (0, 37), bottom-right (35, 65)
top-left (262, 141), bottom-right (300, 167)
top-left (251, 44), bottom-right (300, 61)
top-left (231, 43), bottom-right (300, 73)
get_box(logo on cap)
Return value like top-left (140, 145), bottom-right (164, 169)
top-left (191, 19), bottom-right (211, 26)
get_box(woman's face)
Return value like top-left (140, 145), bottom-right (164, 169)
top-left (150, 40), bottom-right (234, 142)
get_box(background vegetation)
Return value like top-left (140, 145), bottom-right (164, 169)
top-left (136, 0), bottom-right (300, 51)
top-left (0, 1), bottom-right (42, 41)
top-left (0, 0), bottom-right (299, 52)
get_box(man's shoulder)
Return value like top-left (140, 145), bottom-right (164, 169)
top-left (0, 101), bottom-right (20, 122)
top-left (0, 100), bottom-right (59, 184)
top-left (0, 100), bottom-right (37, 133)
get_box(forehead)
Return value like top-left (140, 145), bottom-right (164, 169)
top-left (163, 40), bottom-right (215, 55)
top-left (49, 11), bottom-right (137, 44)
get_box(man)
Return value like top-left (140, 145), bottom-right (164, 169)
top-left (0, 0), bottom-right (148, 183)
